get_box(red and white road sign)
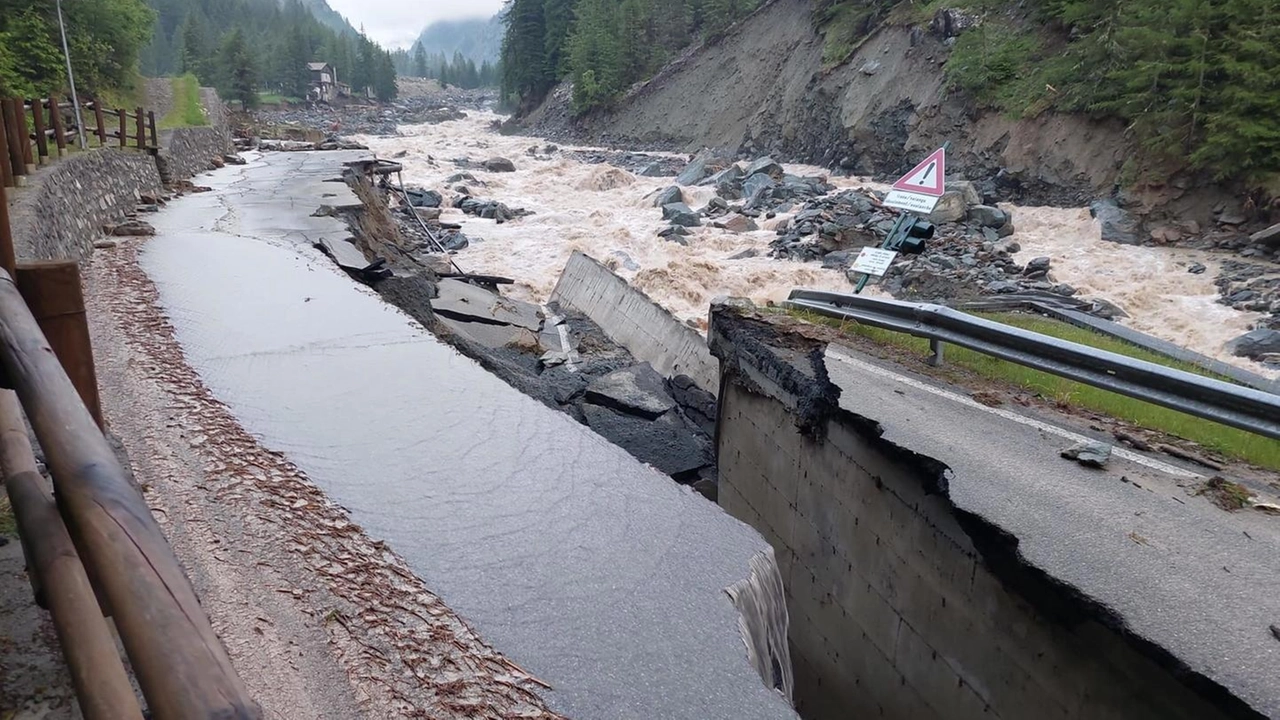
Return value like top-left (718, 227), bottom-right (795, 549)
top-left (883, 147), bottom-right (947, 213)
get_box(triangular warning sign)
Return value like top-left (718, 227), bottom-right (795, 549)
top-left (891, 147), bottom-right (946, 197)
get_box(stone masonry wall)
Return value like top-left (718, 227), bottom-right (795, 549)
top-left (717, 381), bottom-right (1235, 720)
top-left (156, 126), bottom-right (231, 184)
top-left (8, 148), bottom-right (162, 262)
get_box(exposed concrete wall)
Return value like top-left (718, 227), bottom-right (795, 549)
top-left (8, 148), bottom-right (162, 262)
top-left (709, 306), bottom-right (1250, 720)
top-left (550, 251), bottom-right (719, 392)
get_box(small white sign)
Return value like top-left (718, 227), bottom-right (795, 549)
top-left (852, 247), bottom-right (898, 277)
top-left (883, 189), bottom-right (940, 214)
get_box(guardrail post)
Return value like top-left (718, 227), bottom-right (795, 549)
top-left (147, 110), bottom-right (157, 149)
top-left (31, 99), bottom-right (48, 163)
top-left (928, 338), bottom-right (945, 367)
top-left (15, 262), bottom-right (103, 428)
top-left (0, 269), bottom-right (263, 719)
top-left (91, 100), bottom-right (106, 147)
top-left (49, 95), bottom-right (67, 156)
top-left (134, 106), bottom-right (144, 149)
top-left (16, 99), bottom-right (34, 172)
top-left (2, 98), bottom-right (27, 182)
top-left (116, 108), bottom-right (126, 148)
top-left (0, 392), bottom-right (146, 720)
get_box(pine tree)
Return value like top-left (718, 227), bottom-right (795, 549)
top-left (413, 43), bottom-right (429, 77)
top-left (217, 29), bottom-right (258, 109)
top-left (501, 0), bottom-right (549, 109)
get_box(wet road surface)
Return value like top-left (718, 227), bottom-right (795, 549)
top-left (138, 152), bottom-right (796, 719)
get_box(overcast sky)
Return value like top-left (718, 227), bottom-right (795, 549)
top-left (326, 0), bottom-right (505, 49)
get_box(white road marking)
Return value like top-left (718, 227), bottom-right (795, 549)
top-left (542, 305), bottom-right (581, 372)
top-left (825, 345), bottom-right (1201, 479)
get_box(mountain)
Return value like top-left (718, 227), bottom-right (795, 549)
top-left (414, 15), bottom-right (502, 65)
top-left (295, 0), bottom-right (359, 36)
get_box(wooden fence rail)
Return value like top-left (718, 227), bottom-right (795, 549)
top-left (0, 97), bottom-right (157, 188)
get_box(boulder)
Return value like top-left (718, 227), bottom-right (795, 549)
top-left (822, 251), bottom-right (852, 269)
top-left (638, 162), bottom-right (666, 177)
top-left (985, 280), bottom-right (1021, 294)
top-left (728, 248), bottom-right (759, 260)
top-left (654, 186), bottom-right (684, 208)
top-left (439, 231), bottom-right (469, 251)
top-left (585, 364), bottom-right (678, 419)
top-left (946, 180), bottom-right (983, 206)
top-left (1090, 199), bottom-right (1141, 245)
top-left (676, 149), bottom-right (726, 185)
top-left (111, 220), bottom-right (156, 236)
top-left (483, 157), bottom-right (516, 172)
top-left (700, 165), bottom-right (744, 187)
top-left (662, 202), bottom-right (702, 227)
top-left (1225, 329), bottom-right (1280, 359)
top-left (968, 205), bottom-right (1009, 228)
top-left (1250, 223), bottom-right (1280, 246)
top-left (405, 188), bottom-right (442, 208)
top-left (414, 207), bottom-right (442, 221)
top-left (742, 174), bottom-right (777, 204)
top-left (719, 214), bottom-right (759, 233)
top-left (744, 157), bottom-right (784, 180)
top-left (927, 191), bottom-right (967, 224)
top-left (859, 60), bottom-right (882, 75)
top-left (1188, 262), bottom-right (1207, 275)
top-left (1024, 256), bottom-right (1052, 274)
top-left (659, 225), bottom-right (691, 238)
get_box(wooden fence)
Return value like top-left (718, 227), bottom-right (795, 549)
top-left (0, 96), bottom-right (157, 188)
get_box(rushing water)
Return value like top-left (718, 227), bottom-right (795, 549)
top-left (357, 112), bottom-right (1274, 376)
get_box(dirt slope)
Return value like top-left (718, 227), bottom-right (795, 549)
top-left (525, 0), bottom-right (1130, 206)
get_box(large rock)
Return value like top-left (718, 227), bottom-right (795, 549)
top-left (699, 165), bottom-right (744, 187)
top-left (675, 149), bottom-right (726, 185)
top-left (927, 191), bottom-right (967, 224)
top-left (1250, 223), bottom-right (1280, 246)
top-left (1090, 199), bottom-right (1141, 245)
top-left (638, 162), bottom-right (666, 177)
top-left (946, 180), bottom-right (983, 206)
top-left (585, 364), bottom-right (678, 419)
top-left (405, 188), bottom-right (442, 208)
top-left (582, 403), bottom-right (712, 477)
top-left (742, 174), bottom-right (777, 204)
top-left (1225, 329), bottom-right (1280, 359)
top-left (662, 202), bottom-right (702, 227)
top-left (483, 157), bottom-right (516, 172)
top-left (654, 185), bottom-right (684, 208)
top-left (968, 205), bottom-right (1009, 228)
top-left (718, 214), bottom-right (759, 233)
top-left (743, 157), bottom-right (784, 180)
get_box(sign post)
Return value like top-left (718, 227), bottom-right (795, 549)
top-left (853, 144), bottom-right (949, 294)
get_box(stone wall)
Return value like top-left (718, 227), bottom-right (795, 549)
top-left (8, 148), bottom-right (162, 262)
top-left (156, 127), bottom-right (231, 185)
top-left (708, 305), bottom-right (1254, 720)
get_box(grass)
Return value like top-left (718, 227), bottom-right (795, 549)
top-left (792, 309), bottom-right (1280, 471)
top-left (0, 493), bottom-right (15, 540)
top-left (257, 93), bottom-right (303, 107)
top-left (159, 74), bottom-right (208, 129)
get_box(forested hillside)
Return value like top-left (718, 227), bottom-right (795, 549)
top-left (500, 0), bottom-right (762, 113)
top-left (140, 0), bottom-right (398, 106)
top-left (0, 0), bottom-right (154, 98)
top-left (415, 16), bottom-right (503, 65)
top-left (391, 46), bottom-right (499, 89)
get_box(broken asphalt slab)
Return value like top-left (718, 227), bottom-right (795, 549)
top-left (585, 364), bottom-right (678, 419)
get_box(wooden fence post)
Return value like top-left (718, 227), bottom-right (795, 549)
top-left (116, 109), bottom-right (126, 148)
top-left (14, 262), bottom-right (103, 429)
top-left (49, 96), bottom-right (67, 156)
top-left (90, 101), bottom-right (104, 147)
top-left (31, 99), bottom-right (48, 163)
top-left (2, 99), bottom-right (27, 181)
top-left (0, 182), bottom-right (12, 269)
top-left (134, 107), bottom-right (144, 149)
top-left (16, 100), bottom-right (34, 171)
top-left (0, 108), bottom-right (12, 188)
top-left (147, 111), bottom-right (157, 149)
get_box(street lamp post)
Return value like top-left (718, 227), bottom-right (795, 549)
top-left (55, 0), bottom-right (87, 149)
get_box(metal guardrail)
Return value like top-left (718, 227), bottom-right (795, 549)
top-left (785, 289), bottom-right (1280, 441)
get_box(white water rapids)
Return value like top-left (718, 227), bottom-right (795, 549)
top-left (357, 111), bottom-right (1275, 378)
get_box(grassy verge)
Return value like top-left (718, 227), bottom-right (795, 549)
top-left (257, 93), bottom-right (302, 107)
top-left (160, 74), bottom-right (207, 129)
top-left (792, 309), bottom-right (1280, 471)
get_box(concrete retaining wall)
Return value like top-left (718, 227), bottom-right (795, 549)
top-left (550, 251), bottom-right (719, 393)
top-left (8, 148), bottom-right (162, 262)
top-left (709, 305), bottom-right (1249, 720)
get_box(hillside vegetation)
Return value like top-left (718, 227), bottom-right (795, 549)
top-left (0, 0), bottom-right (153, 98)
top-left (141, 0), bottom-right (398, 106)
top-left (500, 0), bottom-right (764, 113)
top-left (819, 0), bottom-right (1280, 186)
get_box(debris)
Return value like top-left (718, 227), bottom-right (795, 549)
top-left (584, 364), bottom-right (678, 419)
top-left (1157, 443), bottom-right (1225, 471)
top-left (1112, 430), bottom-right (1153, 452)
top-left (1060, 441), bottom-right (1111, 468)
top-left (1195, 476), bottom-right (1253, 512)
top-left (1251, 502), bottom-right (1280, 516)
top-left (110, 219), bottom-right (156, 237)
top-left (1126, 531), bottom-right (1150, 546)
